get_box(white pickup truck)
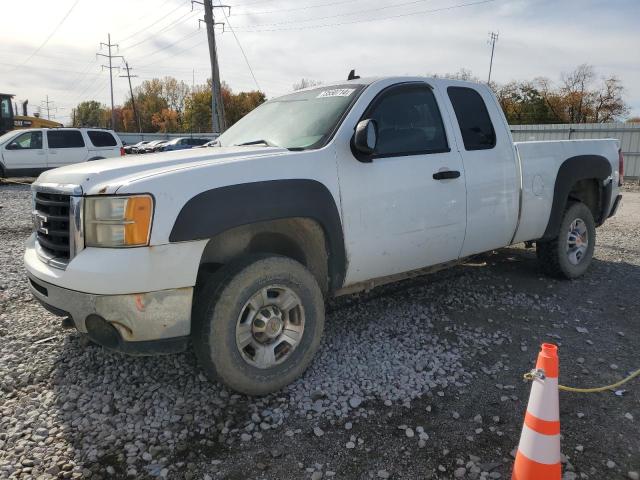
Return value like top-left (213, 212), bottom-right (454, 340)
top-left (24, 76), bottom-right (623, 395)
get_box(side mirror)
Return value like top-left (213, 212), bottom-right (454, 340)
top-left (353, 119), bottom-right (377, 156)
top-left (6, 142), bottom-right (20, 150)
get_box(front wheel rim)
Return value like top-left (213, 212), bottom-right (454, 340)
top-left (566, 218), bottom-right (589, 265)
top-left (235, 285), bottom-right (305, 369)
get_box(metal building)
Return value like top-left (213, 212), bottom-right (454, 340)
top-left (511, 123), bottom-right (640, 179)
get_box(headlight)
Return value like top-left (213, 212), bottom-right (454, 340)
top-left (84, 195), bottom-right (153, 247)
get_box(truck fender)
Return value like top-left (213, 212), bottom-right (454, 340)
top-left (169, 179), bottom-right (347, 291)
top-left (541, 154), bottom-right (612, 240)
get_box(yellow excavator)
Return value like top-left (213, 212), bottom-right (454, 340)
top-left (1, 93), bottom-right (62, 135)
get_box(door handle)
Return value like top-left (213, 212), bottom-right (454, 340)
top-left (433, 170), bottom-right (461, 180)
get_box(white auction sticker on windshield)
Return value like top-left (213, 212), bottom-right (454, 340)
top-left (317, 88), bottom-right (356, 98)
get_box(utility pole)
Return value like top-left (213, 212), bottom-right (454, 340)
top-left (194, 1), bottom-right (229, 133)
top-left (487, 31), bottom-right (499, 84)
top-left (40, 95), bottom-right (56, 120)
top-left (97, 34), bottom-right (123, 130)
top-left (120, 61), bottom-right (142, 133)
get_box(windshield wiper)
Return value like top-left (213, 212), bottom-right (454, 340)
top-left (234, 139), bottom-right (279, 147)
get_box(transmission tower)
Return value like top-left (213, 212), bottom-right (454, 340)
top-left (97, 34), bottom-right (123, 130)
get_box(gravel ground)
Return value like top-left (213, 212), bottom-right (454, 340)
top-left (1, 183), bottom-right (639, 479)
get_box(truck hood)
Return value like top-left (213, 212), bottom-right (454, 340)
top-left (34, 146), bottom-right (289, 195)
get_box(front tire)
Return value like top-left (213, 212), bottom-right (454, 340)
top-left (192, 254), bottom-right (325, 395)
top-left (536, 201), bottom-right (596, 279)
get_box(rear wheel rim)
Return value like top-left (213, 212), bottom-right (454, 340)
top-left (566, 218), bottom-right (588, 265)
top-left (235, 285), bottom-right (305, 369)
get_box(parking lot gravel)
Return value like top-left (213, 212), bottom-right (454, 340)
top-left (1, 183), bottom-right (639, 479)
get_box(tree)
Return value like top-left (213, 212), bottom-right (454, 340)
top-left (73, 101), bottom-right (106, 127)
top-left (135, 79), bottom-right (169, 132)
top-left (494, 81), bottom-right (557, 124)
top-left (184, 86), bottom-right (212, 133)
top-left (560, 64), bottom-right (595, 123)
top-left (292, 78), bottom-right (322, 91)
top-left (152, 108), bottom-right (179, 132)
top-left (592, 76), bottom-right (629, 122)
top-left (627, 117), bottom-right (640, 123)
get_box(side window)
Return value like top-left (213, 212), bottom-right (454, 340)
top-left (9, 131), bottom-right (43, 149)
top-left (47, 130), bottom-right (85, 149)
top-left (365, 84), bottom-right (449, 156)
top-left (447, 87), bottom-right (496, 150)
top-left (87, 130), bottom-right (117, 147)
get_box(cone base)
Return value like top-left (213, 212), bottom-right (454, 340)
top-left (512, 451), bottom-right (561, 480)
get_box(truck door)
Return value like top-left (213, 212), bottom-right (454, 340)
top-left (445, 86), bottom-right (518, 256)
top-left (46, 130), bottom-right (88, 167)
top-left (1, 130), bottom-right (46, 175)
top-left (337, 82), bottom-right (467, 285)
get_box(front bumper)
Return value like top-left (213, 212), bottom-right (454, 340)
top-left (27, 273), bottom-right (192, 355)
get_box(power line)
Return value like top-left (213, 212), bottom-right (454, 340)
top-left (128, 29), bottom-right (203, 62)
top-left (233, 0), bottom-right (496, 32)
top-left (121, 9), bottom-right (199, 51)
top-left (136, 36), bottom-right (209, 69)
top-left (234, 0), bottom-right (437, 28)
top-left (9, 0), bottom-right (81, 71)
top-left (232, 0), bottom-right (363, 16)
top-left (218, 1), bottom-right (261, 91)
top-left (118, 2), bottom-right (187, 44)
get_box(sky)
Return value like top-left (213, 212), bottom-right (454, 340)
top-left (1, 0), bottom-right (639, 125)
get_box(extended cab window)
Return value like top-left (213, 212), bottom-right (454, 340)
top-left (366, 84), bottom-right (448, 157)
top-left (87, 130), bottom-right (117, 147)
top-left (8, 131), bottom-right (43, 149)
top-left (447, 87), bottom-right (496, 150)
top-left (47, 130), bottom-right (85, 149)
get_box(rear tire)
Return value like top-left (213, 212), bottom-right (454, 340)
top-left (536, 201), bottom-right (596, 279)
top-left (192, 254), bottom-right (325, 395)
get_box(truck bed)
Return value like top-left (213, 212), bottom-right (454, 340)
top-left (512, 138), bottom-right (620, 244)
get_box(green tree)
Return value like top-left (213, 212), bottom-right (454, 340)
top-left (72, 101), bottom-right (106, 127)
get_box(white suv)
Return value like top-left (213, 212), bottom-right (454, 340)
top-left (0, 128), bottom-right (123, 178)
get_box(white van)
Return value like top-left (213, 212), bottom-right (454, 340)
top-left (0, 128), bottom-right (123, 178)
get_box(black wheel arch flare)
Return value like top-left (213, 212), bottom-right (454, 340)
top-left (541, 154), bottom-right (612, 241)
top-left (169, 179), bottom-right (347, 292)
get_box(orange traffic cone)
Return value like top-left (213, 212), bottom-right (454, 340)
top-left (512, 343), bottom-right (561, 480)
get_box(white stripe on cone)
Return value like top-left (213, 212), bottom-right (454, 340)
top-left (526, 377), bottom-right (559, 422)
top-left (517, 424), bottom-right (561, 464)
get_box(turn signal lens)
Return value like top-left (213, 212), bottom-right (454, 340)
top-left (85, 195), bottom-right (153, 247)
top-left (124, 196), bottom-right (152, 246)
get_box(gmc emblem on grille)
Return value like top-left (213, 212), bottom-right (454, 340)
top-left (32, 212), bottom-right (48, 234)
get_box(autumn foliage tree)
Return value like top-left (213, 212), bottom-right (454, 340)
top-left (492, 64), bottom-right (629, 124)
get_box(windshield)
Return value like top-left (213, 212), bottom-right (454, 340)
top-left (216, 84), bottom-right (365, 150)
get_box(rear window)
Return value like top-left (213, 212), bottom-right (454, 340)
top-left (87, 130), bottom-right (117, 147)
top-left (447, 87), bottom-right (496, 150)
top-left (47, 130), bottom-right (85, 149)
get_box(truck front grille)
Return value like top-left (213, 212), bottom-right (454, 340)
top-left (33, 192), bottom-right (71, 259)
